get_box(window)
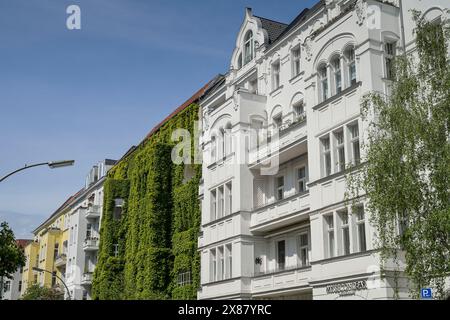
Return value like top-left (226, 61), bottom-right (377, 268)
top-left (210, 189), bottom-right (217, 221)
top-left (340, 210), bottom-right (350, 255)
top-left (355, 206), bottom-right (367, 252)
top-left (297, 167), bottom-right (307, 193)
top-left (18, 281), bottom-right (22, 293)
top-left (237, 54), bottom-right (243, 69)
top-left (273, 114), bottom-right (282, 129)
top-left (272, 61), bottom-right (280, 90)
top-left (346, 47), bottom-right (357, 86)
top-left (82, 290), bottom-right (88, 300)
top-left (177, 271), bottom-right (192, 286)
top-left (276, 176), bottom-right (284, 200)
top-left (226, 182), bottom-right (232, 215)
top-left (321, 137), bottom-right (332, 177)
top-left (34, 274), bottom-right (38, 284)
top-left (292, 45), bottom-right (301, 77)
top-left (293, 101), bottom-right (305, 122)
top-left (384, 41), bottom-right (396, 79)
top-left (226, 244), bottom-right (232, 279)
top-left (332, 57), bottom-right (342, 94)
top-left (210, 136), bottom-right (216, 163)
top-left (113, 244), bottom-right (119, 257)
top-left (326, 215), bottom-right (335, 258)
top-left (218, 186), bottom-right (224, 218)
top-left (244, 31), bottom-right (254, 64)
top-left (249, 79), bottom-right (258, 94)
top-left (334, 130), bottom-right (345, 172)
top-left (113, 198), bottom-right (124, 220)
top-left (349, 123), bottom-right (360, 165)
top-left (318, 64), bottom-right (328, 102)
top-left (51, 271), bottom-right (57, 287)
top-left (86, 223), bottom-right (92, 239)
top-left (298, 232), bottom-right (309, 267)
top-left (53, 243), bottom-right (59, 260)
top-left (220, 128), bottom-right (226, 159)
top-left (35, 253), bottom-right (39, 267)
top-left (218, 246), bottom-right (224, 281)
top-left (4, 281), bottom-right (10, 292)
top-left (210, 249), bottom-right (217, 282)
top-left (277, 240), bottom-right (286, 270)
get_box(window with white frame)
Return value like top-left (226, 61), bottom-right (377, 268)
top-left (326, 215), bottom-right (335, 258)
top-left (177, 271), bottom-right (192, 286)
top-left (346, 46), bottom-right (357, 86)
top-left (298, 232), bottom-right (309, 267)
top-left (210, 248), bottom-right (217, 282)
top-left (220, 128), bottom-right (226, 159)
top-left (273, 113), bottom-right (282, 129)
top-left (210, 189), bottom-right (217, 221)
top-left (349, 123), bottom-right (360, 165)
top-left (218, 246), bottom-right (224, 281)
top-left (332, 57), bottom-right (342, 94)
top-left (297, 167), bottom-right (307, 193)
top-left (218, 186), bottom-right (224, 219)
top-left (334, 130), bottom-right (346, 172)
top-left (318, 64), bottom-right (328, 102)
top-left (276, 176), bottom-right (284, 200)
top-left (321, 136), bottom-right (332, 177)
top-left (384, 41), bottom-right (396, 79)
top-left (355, 206), bottom-right (367, 252)
top-left (277, 240), bottom-right (286, 270)
top-left (340, 210), bottom-right (351, 256)
top-left (244, 31), bottom-right (254, 65)
top-left (210, 136), bottom-right (216, 163)
top-left (272, 60), bottom-right (281, 91)
top-left (226, 182), bottom-right (232, 215)
top-left (292, 45), bottom-right (301, 77)
top-left (293, 101), bottom-right (305, 122)
top-left (225, 244), bottom-right (232, 279)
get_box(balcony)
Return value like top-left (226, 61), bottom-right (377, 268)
top-left (54, 254), bottom-right (67, 268)
top-left (85, 205), bottom-right (100, 219)
top-left (248, 119), bottom-right (307, 169)
top-left (81, 272), bottom-right (93, 286)
top-left (252, 263), bottom-right (312, 296)
top-left (83, 238), bottom-right (99, 251)
top-left (251, 191), bottom-right (310, 233)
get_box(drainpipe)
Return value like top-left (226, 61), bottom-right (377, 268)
top-left (399, 0), bottom-right (407, 54)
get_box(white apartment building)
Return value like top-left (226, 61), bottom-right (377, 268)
top-left (198, 0), bottom-right (449, 300)
top-left (65, 159), bottom-right (115, 300)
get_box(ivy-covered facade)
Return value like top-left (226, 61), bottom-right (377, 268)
top-left (92, 78), bottom-right (221, 299)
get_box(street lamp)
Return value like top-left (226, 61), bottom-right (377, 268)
top-left (0, 160), bottom-right (75, 183)
top-left (32, 267), bottom-right (72, 300)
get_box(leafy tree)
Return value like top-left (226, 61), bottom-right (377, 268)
top-left (347, 14), bottom-right (450, 299)
top-left (0, 221), bottom-right (26, 299)
top-left (21, 284), bottom-right (64, 300)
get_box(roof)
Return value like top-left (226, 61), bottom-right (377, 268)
top-left (254, 16), bottom-right (288, 44)
top-left (16, 239), bottom-right (32, 248)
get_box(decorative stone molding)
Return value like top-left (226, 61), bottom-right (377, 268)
top-left (303, 37), bottom-right (313, 61)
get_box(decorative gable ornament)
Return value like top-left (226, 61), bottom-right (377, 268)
top-left (303, 37), bottom-right (313, 61)
top-left (355, 0), bottom-right (367, 26)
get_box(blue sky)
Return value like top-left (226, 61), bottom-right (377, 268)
top-left (0, 0), bottom-right (317, 238)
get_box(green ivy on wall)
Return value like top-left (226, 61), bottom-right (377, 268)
top-left (92, 104), bottom-right (201, 300)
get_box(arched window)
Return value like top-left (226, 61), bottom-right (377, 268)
top-left (345, 46), bottom-right (356, 86)
top-left (237, 53), bottom-right (243, 70)
top-left (244, 31), bottom-right (254, 65)
top-left (318, 63), bottom-right (328, 102)
top-left (331, 56), bottom-right (342, 94)
top-left (225, 122), bottom-right (232, 155)
top-left (220, 128), bottom-right (226, 159)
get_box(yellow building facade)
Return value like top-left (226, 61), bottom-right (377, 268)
top-left (20, 204), bottom-right (71, 297)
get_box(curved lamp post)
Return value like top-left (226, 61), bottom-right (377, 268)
top-left (0, 160), bottom-right (75, 183)
top-left (32, 267), bottom-right (72, 300)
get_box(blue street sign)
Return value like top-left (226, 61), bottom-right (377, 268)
top-left (421, 288), bottom-right (432, 299)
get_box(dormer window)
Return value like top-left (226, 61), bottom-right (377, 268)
top-left (244, 31), bottom-right (254, 65)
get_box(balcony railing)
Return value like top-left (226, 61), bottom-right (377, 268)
top-left (54, 253), bottom-right (67, 268)
top-left (81, 272), bottom-right (93, 285)
top-left (253, 262), bottom-right (311, 277)
top-left (83, 237), bottom-right (99, 251)
top-left (86, 205), bottom-right (101, 219)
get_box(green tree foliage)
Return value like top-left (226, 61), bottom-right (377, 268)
top-left (347, 15), bottom-right (450, 299)
top-left (92, 104), bottom-right (201, 300)
top-left (0, 222), bottom-right (25, 281)
top-left (21, 284), bottom-right (64, 300)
